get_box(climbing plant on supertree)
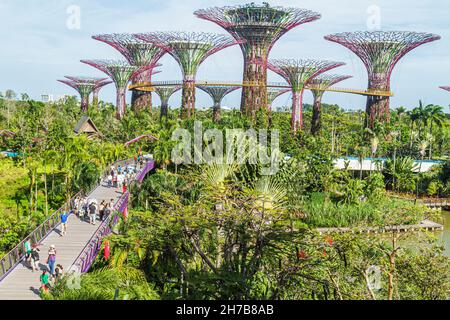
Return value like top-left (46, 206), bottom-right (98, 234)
top-left (268, 59), bottom-right (345, 133)
top-left (135, 32), bottom-right (242, 118)
top-left (324, 31), bottom-right (440, 128)
top-left (194, 3), bottom-right (321, 117)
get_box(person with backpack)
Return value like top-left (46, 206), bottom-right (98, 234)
top-left (47, 245), bottom-right (57, 276)
top-left (60, 211), bottom-right (68, 236)
top-left (31, 244), bottom-right (41, 272)
top-left (24, 238), bottom-right (32, 268)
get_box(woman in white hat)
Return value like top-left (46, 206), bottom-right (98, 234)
top-left (47, 245), bottom-right (57, 276)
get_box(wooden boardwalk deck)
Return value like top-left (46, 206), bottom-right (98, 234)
top-left (0, 181), bottom-right (124, 300)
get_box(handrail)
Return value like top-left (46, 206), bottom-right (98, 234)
top-left (0, 159), bottom-right (129, 282)
top-left (0, 190), bottom-right (84, 281)
top-left (70, 160), bottom-right (155, 274)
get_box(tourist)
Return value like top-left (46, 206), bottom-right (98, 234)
top-left (54, 264), bottom-right (64, 280)
top-left (47, 245), bottom-right (57, 276)
top-left (103, 203), bottom-right (111, 221)
top-left (122, 182), bottom-right (128, 194)
top-left (99, 200), bottom-right (106, 221)
top-left (40, 270), bottom-right (50, 293)
top-left (24, 238), bottom-right (32, 267)
top-left (89, 201), bottom-right (97, 225)
top-left (74, 196), bottom-right (81, 218)
top-left (30, 244), bottom-right (40, 272)
top-left (60, 211), bottom-right (68, 236)
top-left (107, 173), bottom-right (113, 188)
top-left (113, 174), bottom-right (118, 188)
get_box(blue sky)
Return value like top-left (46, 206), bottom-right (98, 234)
top-left (0, 0), bottom-right (449, 111)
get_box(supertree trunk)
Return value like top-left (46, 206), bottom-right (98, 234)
top-left (116, 87), bottom-right (127, 120)
top-left (365, 78), bottom-right (391, 129)
top-left (92, 88), bottom-right (100, 109)
top-left (213, 102), bottom-right (221, 123)
top-left (291, 90), bottom-right (304, 133)
top-left (160, 101), bottom-right (169, 119)
top-left (311, 91), bottom-right (324, 135)
top-left (131, 70), bottom-right (153, 112)
top-left (182, 77), bottom-right (196, 118)
top-left (241, 45), bottom-right (268, 118)
top-left (81, 94), bottom-right (90, 113)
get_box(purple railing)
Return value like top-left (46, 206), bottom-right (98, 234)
top-left (0, 191), bottom-right (84, 282)
top-left (70, 160), bottom-right (155, 274)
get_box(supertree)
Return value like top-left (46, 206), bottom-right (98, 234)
top-left (194, 3), bottom-right (321, 116)
top-left (324, 31), bottom-right (441, 128)
top-left (440, 86), bottom-right (450, 92)
top-left (135, 32), bottom-right (241, 118)
top-left (92, 79), bottom-right (113, 108)
top-left (308, 74), bottom-right (352, 134)
top-left (267, 88), bottom-right (290, 110)
top-left (81, 59), bottom-right (141, 119)
top-left (197, 86), bottom-right (240, 122)
top-left (58, 77), bottom-right (106, 112)
top-left (268, 59), bottom-right (345, 132)
top-left (92, 34), bottom-right (165, 111)
top-left (154, 86), bottom-right (182, 118)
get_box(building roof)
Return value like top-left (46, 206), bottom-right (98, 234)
top-left (74, 116), bottom-right (100, 136)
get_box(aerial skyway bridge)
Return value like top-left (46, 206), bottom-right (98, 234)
top-left (129, 81), bottom-right (394, 97)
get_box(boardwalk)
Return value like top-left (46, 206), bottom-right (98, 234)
top-left (0, 180), bottom-right (124, 300)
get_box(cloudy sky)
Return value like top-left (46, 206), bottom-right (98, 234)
top-left (0, 0), bottom-right (449, 111)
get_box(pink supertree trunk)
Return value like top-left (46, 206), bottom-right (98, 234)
top-left (291, 90), bottom-right (304, 133)
top-left (116, 87), bottom-right (127, 120)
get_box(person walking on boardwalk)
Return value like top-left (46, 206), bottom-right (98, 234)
top-left (24, 238), bottom-right (32, 267)
top-left (47, 245), bottom-right (57, 276)
top-left (60, 211), bottom-right (68, 236)
top-left (30, 244), bottom-right (41, 272)
top-left (122, 181), bottom-right (128, 194)
top-left (40, 270), bottom-right (50, 293)
top-left (89, 201), bottom-right (97, 225)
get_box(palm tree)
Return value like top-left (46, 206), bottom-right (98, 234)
top-left (423, 104), bottom-right (445, 159)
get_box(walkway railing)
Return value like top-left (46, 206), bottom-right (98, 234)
top-left (70, 160), bottom-right (155, 274)
top-left (0, 191), bottom-right (84, 282)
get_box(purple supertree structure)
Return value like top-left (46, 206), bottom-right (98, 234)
top-left (92, 34), bottom-right (165, 112)
top-left (81, 59), bottom-right (141, 119)
top-left (324, 31), bottom-right (441, 128)
top-left (308, 74), bottom-right (352, 134)
top-left (154, 86), bottom-right (182, 118)
top-left (267, 88), bottom-right (290, 110)
top-left (135, 32), bottom-right (241, 118)
top-left (268, 59), bottom-right (345, 132)
top-left (194, 3), bottom-right (321, 117)
top-left (92, 79), bottom-right (113, 108)
top-left (58, 77), bottom-right (106, 112)
top-left (197, 85), bottom-right (240, 122)
top-left (440, 86), bottom-right (450, 92)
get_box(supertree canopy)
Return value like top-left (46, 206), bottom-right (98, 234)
top-left (440, 86), bottom-right (450, 92)
top-left (268, 59), bottom-right (345, 132)
top-left (92, 34), bottom-right (165, 111)
top-left (324, 31), bottom-right (441, 128)
top-left (308, 74), bottom-right (352, 134)
top-left (154, 86), bottom-right (182, 118)
top-left (92, 79), bottom-right (113, 108)
top-left (194, 3), bottom-right (321, 116)
top-left (267, 88), bottom-right (290, 110)
top-left (81, 59), bottom-right (140, 119)
top-left (135, 32), bottom-right (241, 118)
top-left (58, 77), bottom-right (106, 112)
top-left (197, 85), bottom-right (240, 122)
